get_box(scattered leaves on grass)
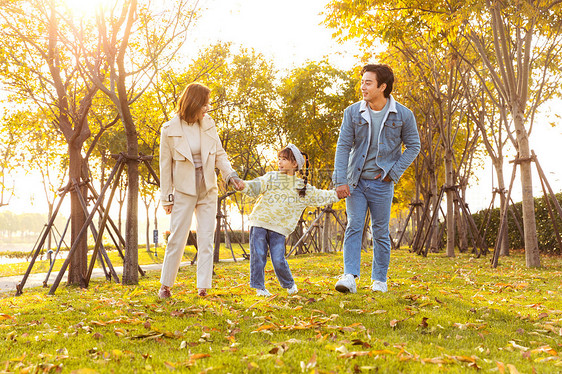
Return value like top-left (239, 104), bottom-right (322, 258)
top-left (1, 250), bottom-right (560, 373)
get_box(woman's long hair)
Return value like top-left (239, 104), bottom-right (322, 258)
top-left (177, 83), bottom-right (210, 124)
top-left (278, 147), bottom-right (309, 197)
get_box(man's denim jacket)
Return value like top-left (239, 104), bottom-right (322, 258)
top-left (332, 96), bottom-right (421, 188)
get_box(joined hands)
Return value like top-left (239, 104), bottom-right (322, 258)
top-left (336, 185), bottom-right (350, 199)
top-left (230, 177), bottom-right (245, 191)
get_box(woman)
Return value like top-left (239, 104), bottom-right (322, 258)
top-left (158, 82), bottom-right (243, 298)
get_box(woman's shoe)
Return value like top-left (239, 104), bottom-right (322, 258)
top-left (158, 285), bottom-right (172, 299)
top-left (198, 288), bottom-right (208, 297)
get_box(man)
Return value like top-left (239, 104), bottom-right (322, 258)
top-left (333, 64), bottom-right (420, 293)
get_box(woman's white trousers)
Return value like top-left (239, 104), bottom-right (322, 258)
top-left (160, 168), bottom-right (217, 289)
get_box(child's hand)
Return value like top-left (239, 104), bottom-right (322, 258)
top-left (336, 184), bottom-right (351, 199)
top-left (231, 177), bottom-right (245, 191)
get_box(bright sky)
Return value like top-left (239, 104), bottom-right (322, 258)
top-left (190, 0), bottom-right (358, 70)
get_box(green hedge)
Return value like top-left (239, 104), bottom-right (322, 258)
top-left (185, 230), bottom-right (249, 244)
top-left (471, 192), bottom-right (562, 254)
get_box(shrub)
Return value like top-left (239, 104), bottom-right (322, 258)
top-left (472, 192), bottom-right (562, 254)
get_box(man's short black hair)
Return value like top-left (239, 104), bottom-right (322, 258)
top-left (361, 64), bottom-right (394, 98)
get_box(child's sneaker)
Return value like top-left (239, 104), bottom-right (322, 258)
top-left (287, 284), bottom-right (298, 295)
top-left (256, 288), bottom-right (272, 296)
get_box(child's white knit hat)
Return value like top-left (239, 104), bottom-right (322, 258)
top-left (286, 143), bottom-right (305, 171)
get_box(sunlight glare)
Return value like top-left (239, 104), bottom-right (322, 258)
top-left (59, 0), bottom-right (115, 17)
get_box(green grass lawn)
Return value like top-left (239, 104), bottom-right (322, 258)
top-left (1, 249), bottom-right (561, 373)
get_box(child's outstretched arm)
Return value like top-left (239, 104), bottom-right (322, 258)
top-left (302, 185), bottom-right (340, 207)
top-left (239, 173), bottom-right (270, 198)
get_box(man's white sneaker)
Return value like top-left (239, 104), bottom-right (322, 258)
top-left (371, 280), bottom-right (388, 293)
top-left (335, 273), bottom-right (357, 293)
top-left (287, 284), bottom-right (298, 295)
top-left (256, 288), bottom-right (272, 296)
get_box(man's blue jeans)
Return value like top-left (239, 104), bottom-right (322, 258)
top-left (249, 226), bottom-right (295, 289)
top-left (343, 178), bottom-right (394, 282)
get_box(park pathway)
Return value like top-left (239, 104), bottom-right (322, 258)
top-left (0, 262), bottom-right (175, 295)
top-left (0, 258), bottom-right (243, 295)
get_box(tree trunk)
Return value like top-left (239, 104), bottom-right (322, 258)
top-left (47, 202), bottom-right (54, 253)
top-left (513, 109), bottom-right (540, 267)
top-left (225, 221), bottom-right (232, 253)
top-left (414, 175), bottom-right (422, 242)
top-left (145, 201), bottom-right (150, 253)
top-left (99, 153), bottom-right (106, 236)
top-left (214, 198), bottom-right (222, 262)
top-left (455, 199), bottom-right (468, 252)
top-left (445, 148), bottom-right (455, 257)
top-left (123, 150), bottom-right (139, 284)
top-left (493, 159), bottom-right (510, 256)
top-left (429, 170), bottom-right (440, 251)
top-left (119, 92), bottom-right (140, 283)
top-left (68, 144), bottom-right (88, 286)
top-left (322, 210), bottom-right (332, 253)
top-left (118, 190), bottom-right (125, 234)
top-left (154, 204), bottom-right (159, 256)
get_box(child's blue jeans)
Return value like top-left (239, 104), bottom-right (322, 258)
top-left (249, 226), bottom-right (295, 290)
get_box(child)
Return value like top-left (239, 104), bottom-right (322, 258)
top-left (239, 144), bottom-right (340, 296)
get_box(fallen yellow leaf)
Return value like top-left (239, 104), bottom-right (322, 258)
top-left (9, 354), bottom-right (26, 362)
top-left (450, 355), bottom-right (476, 363)
top-left (190, 353), bottom-right (211, 360)
top-left (370, 349), bottom-right (395, 356)
top-left (338, 351), bottom-right (371, 358)
top-left (163, 361), bottom-right (176, 370)
top-left (507, 363), bottom-right (520, 374)
top-left (530, 345), bottom-right (558, 356)
top-left (253, 324), bottom-right (276, 332)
